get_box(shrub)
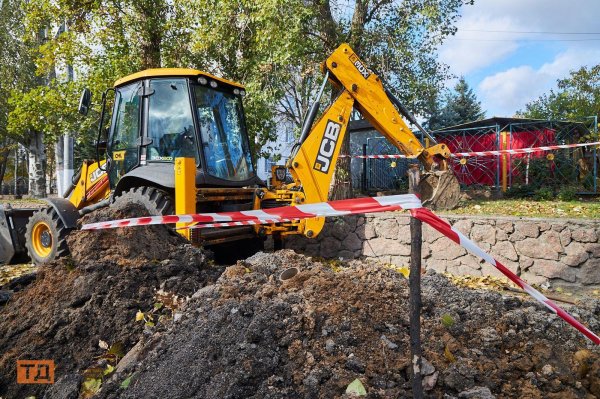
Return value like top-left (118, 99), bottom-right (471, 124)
top-left (556, 186), bottom-right (578, 201)
top-left (533, 187), bottom-right (554, 201)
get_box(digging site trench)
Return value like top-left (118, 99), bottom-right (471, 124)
top-left (1, 204), bottom-right (600, 398)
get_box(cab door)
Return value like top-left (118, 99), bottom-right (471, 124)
top-left (107, 82), bottom-right (142, 188)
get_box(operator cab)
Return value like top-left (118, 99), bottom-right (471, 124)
top-left (99, 68), bottom-right (257, 190)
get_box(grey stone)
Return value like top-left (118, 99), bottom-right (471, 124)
top-left (342, 232), bottom-right (363, 252)
top-left (584, 243), bottom-right (600, 257)
top-left (396, 215), bottom-right (411, 225)
top-left (424, 224), bottom-right (446, 243)
top-left (478, 327), bottom-right (500, 345)
top-left (459, 255), bottom-right (483, 270)
top-left (572, 228), bottom-right (597, 243)
top-left (380, 334), bottom-right (398, 350)
top-left (356, 223), bottom-right (376, 240)
top-left (452, 219), bottom-right (473, 236)
top-left (430, 239), bottom-right (467, 260)
top-left (390, 256), bottom-right (411, 267)
top-left (519, 256), bottom-right (535, 271)
top-left (422, 371), bottom-right (439, 391)
top-left (338, 250), bottom-right (356, 260)
top-left (363, 237), bottom-right (411, 257)
top-left (320, 237), bottom-right (341, 258)
top-left (345, 356), bottom-right (366, 373)
top-left (448, 264), bottom-right (483, 277)
top-left (374, 218), bottom-right (399, 239)
top-left (520, 272), bottom-right (548, 286)
top-left (490, 241), bottom-right (518, 262)
top-left (356, 216), bottom-right (365, 227)
top-left (562, 242), bottom-right (589, 267)
top-left (514, 238), bottom-right (560, 261)
top-left (559, 228), bottom-right (572, 247)
top-left (325, 339), bottom-right (335, 353)
top-left (471, 224), bottom-right (496, 245)
top-left (396, 225), bottom-right (412, 244)
top-left (514, 222), bottom-right (540, 239)
top-left (579, 258), bottom-right (600, 285)
top-left (330, 220), bottom-right (353, 240)
top-left (528, 259), bottom-right (577, 283)
top-left (458, 386), bottom-right (495, 399)
top-left (304, 243), bottom-right (321, 257)
top-left (420, 358), bottom-right (436, 375)
top-left (426, 261), bottom-right (448, 274)
top-left (538, 222), bottom-right (551, 232)
top-left (443, 360), bottom-right (476, 391)
top-left (481, 257), bottom-right (517, 278)
top-left (496, 221), bottom-right (514, 233)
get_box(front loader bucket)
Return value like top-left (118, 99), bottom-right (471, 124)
top-left (418, 170), bottom-right (461, 210)
top-left (0, 206), bottom-right (34, 265)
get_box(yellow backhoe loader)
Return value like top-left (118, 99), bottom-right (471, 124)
top-left (0, 43), bottom-right (459, 265)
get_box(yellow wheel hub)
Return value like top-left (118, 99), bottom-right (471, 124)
top-left (32, 221), bottom-right (53, 258)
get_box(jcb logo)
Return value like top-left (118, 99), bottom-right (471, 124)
top-left (349, 53), bottom-right (370, 79)
top-left (313, 120), bottom-right (341, 174)
top-left (89, 168), bottom-right (106, 183)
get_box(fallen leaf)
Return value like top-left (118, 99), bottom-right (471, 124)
top-left (120, 374), bottom-right (134, 389)
top-left (135, 311), bottom-right (144, 321)
top-left (441, 314), bottom-right (454, 328)
top-left (444, 345), bottom-right (457, 363)
top-left (81, 378), bottom-right (102, 398)
top-left (345, 378), bottom-right (367, 396)
top-left (104, 364), bottom-right (115, 376)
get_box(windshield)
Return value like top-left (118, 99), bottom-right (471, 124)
top-left (147, 78), bottom-right (198, 162)
top-left (194, 85), bottom-right (254, 181)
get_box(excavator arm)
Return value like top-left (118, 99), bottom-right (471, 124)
top-left (262, 43), bottom-right (460, 239)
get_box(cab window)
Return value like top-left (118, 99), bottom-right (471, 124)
top-left (147, 78), bottom-right (198, 163)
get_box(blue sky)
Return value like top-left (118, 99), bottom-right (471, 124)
top-left (438, 0), bottom-right (600, 117)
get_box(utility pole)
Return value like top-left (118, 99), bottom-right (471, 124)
top-left (408, 164), bottom-right (423, 399)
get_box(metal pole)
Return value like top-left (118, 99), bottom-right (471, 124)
top-left (361, 144), bottom-right (367, 193)
top-left (14, 146), bottom-right (18, 196)
top-left (407, 164), bottom-right (423, 399)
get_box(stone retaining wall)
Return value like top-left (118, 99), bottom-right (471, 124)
top-left (285, 213), bottom-right (600, 287)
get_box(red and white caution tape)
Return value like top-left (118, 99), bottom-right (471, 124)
top-left (80, 194), bottom-right (600, 344)
top-left (341, 141), bottom-right (600, 159)
top-left (80, 194), bottom-right (423, 230)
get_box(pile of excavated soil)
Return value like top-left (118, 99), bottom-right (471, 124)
top-left (96, 250), bottom-right (600, 399)
top-left (0, 203), bottom-right (222, 399)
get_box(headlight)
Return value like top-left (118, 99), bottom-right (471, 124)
top-left (209, 80), bottom-right (218, 88)
top-left (233, 88), bottom-right (240, 95)
top-left (198, 77), bottom-right (208, 85)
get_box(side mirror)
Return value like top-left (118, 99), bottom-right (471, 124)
top-left (78, 88), bottom-right (92, 116)
top-left (97, 140), bottom-right (107, 152)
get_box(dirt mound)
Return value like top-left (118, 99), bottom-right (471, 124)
top-left (96, 250), bottom-right (600, 398)
top-left (0, 203), bottom-right (222, 399)
top-left (69, 203), bottom-right (187, 267)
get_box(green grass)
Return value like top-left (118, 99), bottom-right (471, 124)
top-left (444, 199), bottom-right (600, 219)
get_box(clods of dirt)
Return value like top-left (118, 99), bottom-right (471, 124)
top-left (0, 203), bottom-right (222, 399)
top-left (97, 250), bottom-right (600, 399)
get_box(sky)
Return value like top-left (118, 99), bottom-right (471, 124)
top-left (438, 0), bottom-right (600, 117)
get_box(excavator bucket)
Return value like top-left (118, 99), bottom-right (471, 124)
top-left (0, 205), bottom-right (33, 265)
top-left (418, 170), bottom-right (461, 210)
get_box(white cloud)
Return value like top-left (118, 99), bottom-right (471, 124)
top-left (439, 0), bottom-right (600, 75)
top-left (477, 48), bottom-right (600, 116)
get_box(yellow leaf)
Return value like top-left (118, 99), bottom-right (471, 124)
top-left (444, 345), bottom-right (456, 363)
top-left (135, 311), bottom-right (144, 321)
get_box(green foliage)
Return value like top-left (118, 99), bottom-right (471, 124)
top-left (556, 186), bottom-right (578, 201)
top-left (427, 77), bottom-right (485, 130)
top-left (518, 65), bottom-right (600, 124)
top-left (441, 313), bottom-right (455, 328)
top-left (533, 187), bottom-right (554, 201)
top-left (504, 184), bottom-right (534, 199)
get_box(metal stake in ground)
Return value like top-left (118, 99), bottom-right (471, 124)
top-left (408, 164), bottom-right (423, 398)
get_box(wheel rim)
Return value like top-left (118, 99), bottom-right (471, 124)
top-left (32, 221), bottom-right (53, 258)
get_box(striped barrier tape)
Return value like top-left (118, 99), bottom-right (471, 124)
top-left (340, 141), bottom-right (600, 159)
top-left (80, 194), bottom-right (600, 344)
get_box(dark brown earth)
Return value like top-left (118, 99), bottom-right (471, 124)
top-left (1, 204), bottom-right (600, 398)
top-left (0, 203), bottom-right (222, 399)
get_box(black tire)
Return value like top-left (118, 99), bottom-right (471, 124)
top-left (25, 208), bottom-right (71, 265)
top-left (112, 186), bottom-right (174, 216)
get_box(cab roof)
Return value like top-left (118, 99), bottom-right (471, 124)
top-left (114, 68), bottom-right (245, 89)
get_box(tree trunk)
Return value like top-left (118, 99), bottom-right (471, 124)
top-left (27, 130), bottom-right (46, 198)
top-left (0, 138), bottom-right (10, 193)
top-left (327, 0), bottom-right (368, 200)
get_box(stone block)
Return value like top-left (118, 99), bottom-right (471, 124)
top-left (571, 228), bottom-right (597, 243)
top-left (559, 228), bottom-right (572, 247)
top-left (514, 222), bottom-right (540, 239)
top-left (337, 250), bottom-right (356, 260)
top-left (584, 243), bottom-right (600, 257)
top-left (538, 222), bottom-right (551, 232)
top-left (356, 223), bottom-right (376, 240)
top-left (496, 221), bottom-right (514, 234)
top-left (330, 219), bottom-right (354, 240)
top-left (562, 242), bottom-right (589, 267)
top-left (459, 254), bottom-right (482, 270)
top-left (342, 232), bottom-right (363, 252)
top-left (528, 259), bottom-right (577, 283)
top-left (452, 219), bottom-right (473, 236)
top-left (430, 238), bottom-right (467, 260)
top-left (304, 243), bottom-right (321, 257)
top-left (396, 215), bottom-right (411, 225)
top-left (356, 216), bottom-right (365, 227)
top-left (389, 255), bottom-right (411, 267)
top-left (471, 224), bottom-right (496, 245)
top-left (320, 237), bottom-right (341, 258)
top-left (579, 258), bottom-right (600, 285)
top-left (374, 218), bottom-right (400, 240)
top-left (519, 256), bottom-right (534, 271)
top-left (490, 241), bottom-right (518, 262)
top-left (424, 224), bottom-right (446, 243)
top-left (396, 225), bottom-right (412, 244)
top-left (447, 263), bottom-right (483, 277)
top-left (426, 260), bottom-right (448, 274)
top-left (520, 272), bottom-right (548, 286)
top-left (514, 238), bottom-right (559, 261)
top-left (362, 237), bottom-right (411, 257)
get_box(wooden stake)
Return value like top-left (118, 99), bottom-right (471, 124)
top-left (407, 164), bottom-right (423, 399)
